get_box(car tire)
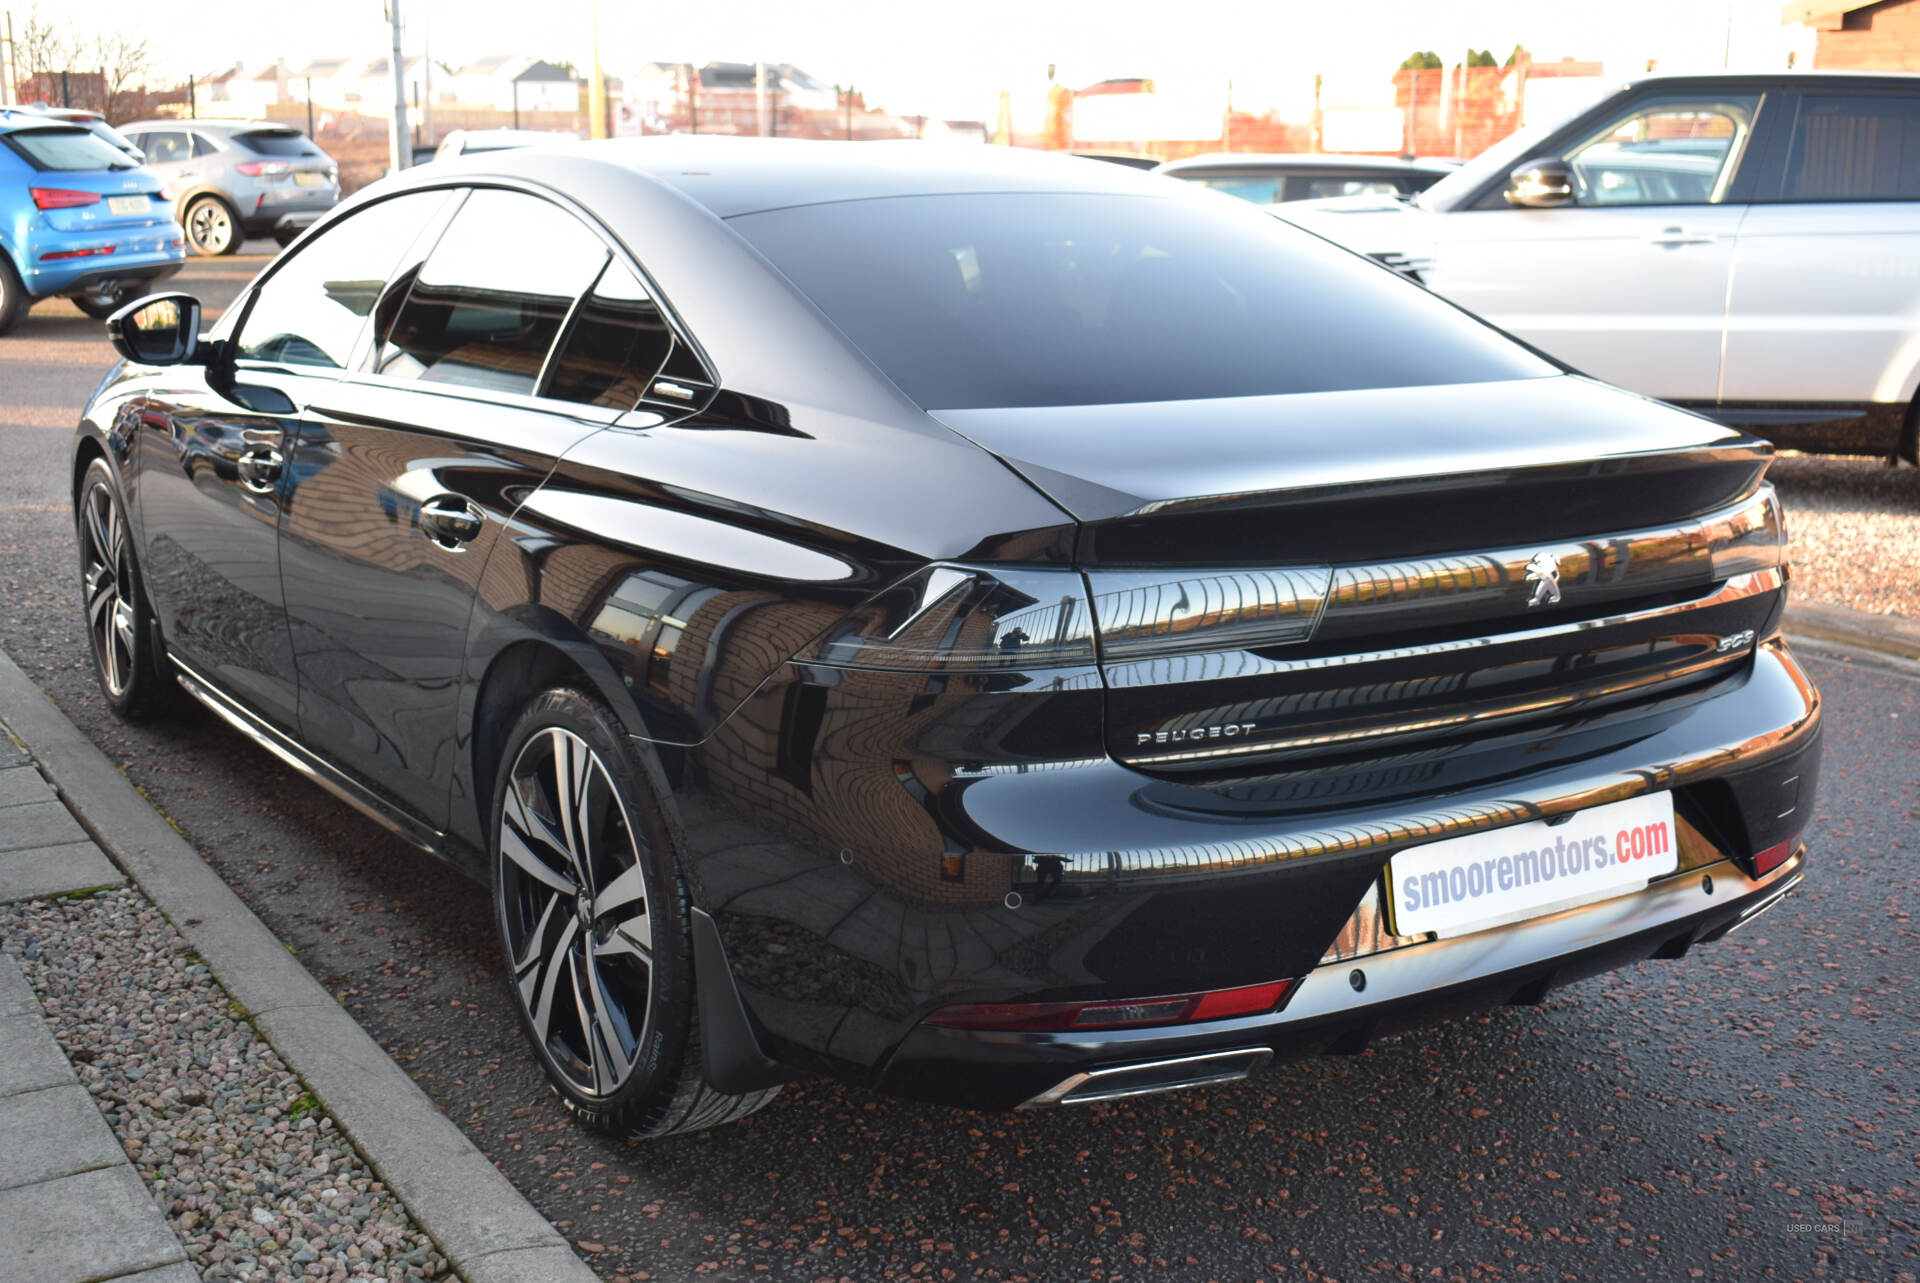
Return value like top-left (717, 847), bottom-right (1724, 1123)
top-left (0, 254), bottom-right (28, 336)
top-left (182, 195), bottom-right (241, 257)
top-left (75, 458), bottom-right (176, 719)
top-left (490, 686), bottom-right (780, 1138)
top-left (71, 286), bottom-right (133, 320)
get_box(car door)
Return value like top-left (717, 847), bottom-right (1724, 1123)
top-left (277, 185), bottom-right (616, 823)
top-left (131, 187), bottom-right (457, 728)
top-left (1422, 91), bottom-right (1765, 402)
top-left (1720, 86), bottom-right (1920, 411)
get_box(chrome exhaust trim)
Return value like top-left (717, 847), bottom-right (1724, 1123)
top-left (1019, 1047), bottom-right (1272, 1109)
top-left (1712, 871), bottom-right (1803, 938)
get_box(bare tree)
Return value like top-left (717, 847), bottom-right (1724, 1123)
top-left (12, 4), bottom-right (83, 84)
top-left (92, 29), bottom-right (153, 104)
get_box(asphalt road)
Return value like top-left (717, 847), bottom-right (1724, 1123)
top-left (2, 255), bottom-right (1917, 1282)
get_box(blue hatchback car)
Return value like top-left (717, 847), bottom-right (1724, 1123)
top-left (0, 108), bottom-right (183, 334)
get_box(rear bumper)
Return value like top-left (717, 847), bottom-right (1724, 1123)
top-left (28, 251), bottom-right (184, 299)
top-left (878, 851), bottom-right (1804, 1110)
top-left (238, 192), bottom-right (337, 236)
top-left (696, 638), bottom-right (1820, 1105)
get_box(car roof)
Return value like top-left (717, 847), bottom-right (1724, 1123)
top-left (1156, 153), bottom-right (1451, 175)
top-left (118, 118), bottom-right (290, 133)
top-left (530, 135), bottom-right (1173, 217)
top-left (0, 110), bottom-right (92, 137)
top-left (1621, 69), bottom-right (1920, 88)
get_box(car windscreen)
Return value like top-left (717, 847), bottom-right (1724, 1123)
top-left (233, 129), bottom-right (325, 157)
top-left (729, 191), bottom-right (1553, 411)
top-left (2, 126), bottom-right (137, 171)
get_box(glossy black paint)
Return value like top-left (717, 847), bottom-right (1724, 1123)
top-left (73, 138), bottom-right (1822, 1111)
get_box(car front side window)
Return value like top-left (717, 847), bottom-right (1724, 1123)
top-left (1561, 97), bottom-right (1761, 207)
top-left (234, 190), bottom-right (457, 371)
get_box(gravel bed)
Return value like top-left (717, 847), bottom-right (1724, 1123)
top-left (1769, 453), bottom-right (1920, 620)
top-left (2, 887), bottom-right (449, 1281)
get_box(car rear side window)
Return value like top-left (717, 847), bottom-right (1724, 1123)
top-left (136, 131), bottom-right (191, 164)
top-left (1, 127), bottom-right (136, 171)
top-left (1780, 93), bottom-right (1920, 201)
top-left (234, 130), bottom-right (324, 158)
top-left (191, 133), bottom-right (220, 158)
top-left (543, 261), bottom-right (676, 410)
top-left (236, 190), bottom-right (456, 370)
top-left (375, 188), bottom-right (609, 397)
top-left (731, 191), bottom-right (1552, 411)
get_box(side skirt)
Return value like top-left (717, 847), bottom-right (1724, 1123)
top-left (169, 655), bottom-right (451, 859)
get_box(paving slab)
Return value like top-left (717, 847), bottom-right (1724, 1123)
top-left (0, 955), bottom-right (36, 1017)
top-left (0, 735), bottom-right (25, 769)
top-left (0, 841), bottom-right (125, 903)
top-left (0, 1081), bottom-right (132, 1191)
top-left (0, 798), bottom-right (88, 851)
top-left (0, 1010), bottom-right (75, 1096)
top-left (0, 1165), bottom-right (188, 1283)
top-left (0, 764), bottom-right (54, 809)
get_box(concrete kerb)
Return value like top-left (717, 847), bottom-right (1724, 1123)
top-left (0, 646), bottom-right (598, 1283)
top-left (1785, 601), bottom-right (1920, 663)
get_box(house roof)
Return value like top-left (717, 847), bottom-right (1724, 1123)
top-left (296, 57), bottom-right (351, 77)
top-left (1782, 0), bottom-right (1888, 22)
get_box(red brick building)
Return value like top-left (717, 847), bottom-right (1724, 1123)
top-left (1786, 0), bottom-right (1920, 68)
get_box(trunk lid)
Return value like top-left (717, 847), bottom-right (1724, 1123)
top-left (936, 375), bottom-right (1783, 783)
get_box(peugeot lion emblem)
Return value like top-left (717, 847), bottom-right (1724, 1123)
top-left (1523, 551), bottom-right (1562, 607)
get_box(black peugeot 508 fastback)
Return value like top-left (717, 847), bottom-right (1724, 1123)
top-left (74, 138), bottom-right (1819, 1138)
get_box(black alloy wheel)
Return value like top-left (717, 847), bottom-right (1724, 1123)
top-left (76, 459), bottom-right (173, 718)
top-left (491, 687), bottom-right (780, 1137)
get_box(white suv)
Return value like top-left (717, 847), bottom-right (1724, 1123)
top-left (1278, 73), bottom-right (1920, 463)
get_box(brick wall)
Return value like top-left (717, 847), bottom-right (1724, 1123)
top-left (1812, 0), bottom-right (1920, 69)
top-left (1393, 65), bottom-right (1522, 158)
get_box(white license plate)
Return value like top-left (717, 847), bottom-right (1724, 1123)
top-left (1386, 792), bottom-right (1679, 939)
top-left (293, 171), bottom-right (328, 186)
top-left (107, 195), bottom-right (148, 215)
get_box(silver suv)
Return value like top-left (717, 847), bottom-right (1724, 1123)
top-left (119, 119), bottom-right (339, 255)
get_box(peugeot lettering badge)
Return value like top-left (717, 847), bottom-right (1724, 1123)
top-left (1523, 551), bottom-right (1562, 607)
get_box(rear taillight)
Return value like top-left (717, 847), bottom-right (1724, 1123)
top-left (234, 160), bottom-right (291, 177)
top-left (1708, 485), bottom-right (1787, 581)
top-left (30, 187), bottom-right (101, 210)
top-left (39, 245), bottom-right (115, 261)
top-left (794, 565), bottom-right (1096, 671)
top-left (928, 979), bottom-right (1297, 1032)
top-left (1087, 566), bottom-right (1332, 660)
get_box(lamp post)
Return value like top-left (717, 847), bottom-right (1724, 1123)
top-left (386, 0), bottom-right (409, 171)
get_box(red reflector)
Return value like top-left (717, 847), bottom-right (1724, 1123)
top-left (1190, 980), bottom-right (1294, 1022)
top-left (39, 245), bottom-right (117, 261)
top-left (928, 978), bottom-right (1298, 1033)
top-left (31, 187), bottom-right (102, 210)
top-left (1752, 838), bottom-right (1798, 876)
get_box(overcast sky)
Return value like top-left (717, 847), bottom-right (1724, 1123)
top-left (31, 0), bottom-right (1815, 120)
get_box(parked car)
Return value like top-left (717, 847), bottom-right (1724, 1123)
top-left (8, 104), bottom-right (145, 163)
top-left (431, 128), bottom-right (577, 162)
top-left (118, 118), bottom-right (340, 254)
top-left (78, 138), bottom-right (1817, 1137)
top-left (0, 109), bottom-right (182, 333)
top-left (1155, 152), bottom-right (1455, 205)
top-left (1070, 150), bottom-right (1161, 170)
top-left (1277, 72), bottom-right (1920, 462)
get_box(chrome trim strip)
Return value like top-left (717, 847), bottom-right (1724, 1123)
top-left (1019, 1047), bottom-right (1273, 1109)
top-left (169, 657), bottom-right (445, 855)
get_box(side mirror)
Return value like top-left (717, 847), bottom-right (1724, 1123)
top-left (1505, 158), bottom-right (1575, 208)
top-left (105, 293), bottom-right (203, 366)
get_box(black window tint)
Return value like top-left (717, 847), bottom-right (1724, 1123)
top-left (190, 133), bottom-right (219, 157)
top-left (544, 261), bottom-right (675, 410)
top-left (236, 190), bottom-right (454, 369)
top-left (233, 129), bottom-right (324, 158)
top-left (1784, 94), bottom-right (1920, 200)
top-left (139, 131), bottom-right (191, 164)
top-left (730, 192), bottom-right (1551, 411)
top-left (376, 189), bottom-right (608, 396)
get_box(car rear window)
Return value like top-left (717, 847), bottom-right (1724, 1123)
top-left (233, 129), bottom-right (324, 158)
top-left (730, 191), bottom-right (1553, 411)
top-left (1782, 93), bottom-right (1920, 201)
top-left (1, 126), bottom-right (136, 171)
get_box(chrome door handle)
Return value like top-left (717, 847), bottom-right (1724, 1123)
top-left (1645, 226), bottom-right (1715, 246)
top-left (236, 447), bottom-right (283, 494)
top-left (417, 495), bottom-right (484, 549)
